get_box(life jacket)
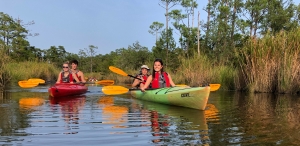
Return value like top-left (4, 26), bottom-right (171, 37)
top-left (151, 72), bottom-right (170, 88)
top-left (139, 74), bottom-right (148, 84)
top-left (133, 74), bottom-right (149, 88)
top-left (60, 72), bottom-right (73, 83)
top-left (72, 70), bottom-right (82, 82)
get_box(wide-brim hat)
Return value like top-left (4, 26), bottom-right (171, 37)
top-left (141, 65), bottom-right (150, 70)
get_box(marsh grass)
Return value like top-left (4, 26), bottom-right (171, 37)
top-left (0, 49), bottom-right (11, 89)
top-left (8, 61), bottom-right (59, 83)
top-left (174, 54), bottom-right (231, 87)
top-left (238, 29), bottom-right (300, 93)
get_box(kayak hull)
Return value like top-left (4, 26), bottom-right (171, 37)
top-left (48, 83), bottom-right (88, 97)
top-left (130, 86), bottom-right (210, 110)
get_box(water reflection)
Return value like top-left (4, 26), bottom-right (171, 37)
top-left (208, 91), bottom-right (300, 145)
top-left (98, 96), bottom-right (128, 127)
top-left (3, 87), bottom-right (300, 145)
top-left (205, 103), bottom-right (220, 123)
top-left (49, 95), bottom-right (86, 134)
top-left (0, 91), bottom-right (48, 143)
top-left (150, 110), bottom-right (170, 143)
top-left (19, 97), bottom-right (45, 110)
top-left (235, 93), bottom-right (292, 144)
top-left (130, 99), bottom-right (210, 145)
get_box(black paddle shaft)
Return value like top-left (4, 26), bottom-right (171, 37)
top-left (128, 75), bottom-right (142, 81)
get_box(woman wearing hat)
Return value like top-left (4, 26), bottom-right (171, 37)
top-left (132, 65), bottom-right (151, 88)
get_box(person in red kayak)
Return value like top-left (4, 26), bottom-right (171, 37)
top-left (56, 61), bottom-right (80, 83)
top-left (70, 59), bottom-right (86, 83)
top-left (131, 65), bottom-right (151, 88)
top-left (140, 58), bottom-right (175, 92)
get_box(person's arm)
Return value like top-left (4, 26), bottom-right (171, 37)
top-left (79, 71), bottom-right (86, 83)
top-left (168, 74), bottom-right (176, 87)
top-left (132, 79), bottom-right (140, 87)
top-left (56, 73), bottom-right (61, 83)
top-left (72, 73), bottom-right (80, 83)
top-left (140, 75), bottom-right (152, 92)
top-left (132, 75), bottom-right (144, 87)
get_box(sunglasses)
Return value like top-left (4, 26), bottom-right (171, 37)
top-left (62, 66), bottom-right (69, 68)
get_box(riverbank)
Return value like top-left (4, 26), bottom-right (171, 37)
top-left (2, 29), bottom-right (300, 93)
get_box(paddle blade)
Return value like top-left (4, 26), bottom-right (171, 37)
top-left (28, 78), bottom-right (46, 84)
top-left (109, 66), bottom-right (128, 77)
top-left (210, 84), bottom-right (221, 91)
top-left (18, 80), bottom-right (39, 88)
top-left (102, 86), bottom-right (129, 95)
top-left (96, 80), bottom-right (114, 86)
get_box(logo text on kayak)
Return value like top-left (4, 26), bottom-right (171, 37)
top-left (181, 93), bottom-right (190, 97)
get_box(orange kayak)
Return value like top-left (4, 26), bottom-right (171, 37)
top-left (48, 83), bottom-right (88, 97)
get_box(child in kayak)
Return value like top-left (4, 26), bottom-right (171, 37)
top-left (70, 59), bottom-right (86, 83)
top-left (132, 65), bottom-right (151, 88)
top-left (140, 58), bottom-right (175, 92)
top-left (56, 61), bottom-right (80, 83)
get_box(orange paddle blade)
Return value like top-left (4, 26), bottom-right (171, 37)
top-left (28, 78), bottom-right (46, 84)
top-left (18, 80), bottom-right (39, 88)
top-left (102, 86), bottom-right (129, 95)
top-left (210, 84), bottom-right (221, 91)
top-left (109, 66), bottom-right (128, 77)
top-left (96, 80), bottom-right (115, 86)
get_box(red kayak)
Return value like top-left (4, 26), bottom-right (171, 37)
top-left (48, 83), bottom-right (88, 97)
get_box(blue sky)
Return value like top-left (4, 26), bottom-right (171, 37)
top-left (1, 0), bottom-right (209, 55)
top-left (1, 0), bottom-right (299, 55)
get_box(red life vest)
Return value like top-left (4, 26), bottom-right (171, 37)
top-left (151, 72), bottom-right (170, 88)
top-left (73, 70), bottom-right (82, 82)
top-left (60, 72), bottom-right (74, 83)
top-left (133, 74), bottom-right (148, 88)
top-left (140, 75), bottom-right (148, 84)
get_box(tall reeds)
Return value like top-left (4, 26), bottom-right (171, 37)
top-left (0, 49), bottom-right (11, 89)
top-left (8, 61), bottom-right (59, 83)
top-left (174, 54), bottom-right (236, 88)
top-left (238, 29), bottom-right (300, 93)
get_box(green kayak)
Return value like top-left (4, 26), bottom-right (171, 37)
top-left (130, 86), bottom-right (210, 110)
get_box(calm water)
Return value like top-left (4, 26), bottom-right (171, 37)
top-left (0, 85), bottom-right (300, 145)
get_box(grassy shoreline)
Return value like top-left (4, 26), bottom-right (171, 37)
top-left (2, 29), bottom-right (300, 94)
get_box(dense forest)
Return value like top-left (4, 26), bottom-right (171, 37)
top-left (1, 0), bottom-right (300, 93)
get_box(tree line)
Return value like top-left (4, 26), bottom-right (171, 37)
top-left (1, 0), bottom-right (300, 77)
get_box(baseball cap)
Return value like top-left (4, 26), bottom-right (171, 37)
top-left (141, 65), bottom-right (150, 70)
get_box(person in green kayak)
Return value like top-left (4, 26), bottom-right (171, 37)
top-left (70, 59), bottom-right (86, 83)
top-left (56, 61), bottom-right (80, 83)
top-left (140, 58), bottom-right (175, 92)
top-left (131, 65), bottom-right (151, 88)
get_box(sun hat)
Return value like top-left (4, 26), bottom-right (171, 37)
top-left (141, 65), bottom-right (150, 70)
